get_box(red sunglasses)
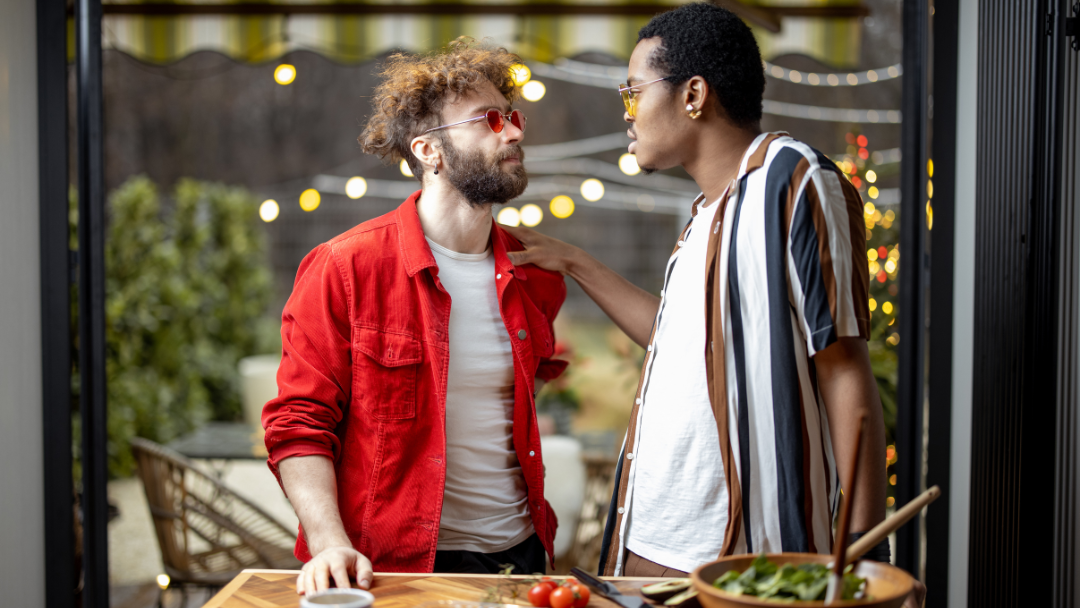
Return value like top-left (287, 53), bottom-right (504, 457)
top-left (424, 109), bottom-right (527, 135)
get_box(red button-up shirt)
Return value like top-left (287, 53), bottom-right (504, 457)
top-left (263, 192), bottom-right (568, 572)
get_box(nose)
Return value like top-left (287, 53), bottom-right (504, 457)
top-left (624, 110), bottom-right (633, 123)
top-left (503, 121), bottom-right (523, 145)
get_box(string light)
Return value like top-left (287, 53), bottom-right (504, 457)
top-left (157, 574), bottom-right (171, 590)
top-left (618, 153), bottom-right (641, 176)
top-left (866, 169), bottom-right (878, 183)
top-left (520, 203), bottom-right (543, 226)
top-left (274, 64), bottom-right (296, 85)
top-left (768, 63), bottom-right (902, 86)
top-left (580, 178), bottom-right (605, 202)
top-left (299, 189), bottom-right (320, 212)
top-left (345, 177), bottom-right (368, 199)
top-left (497, 206), bottom-right (521, 226)
top-left (550, 195), bottom-right (575, 218)
top-left (510, 64), bottom-right (532, 86)
top-left (400, 160), bottom-right (414, 177)
top-left (522, 80), bottom-right (546, 102)
top-left (259, 199), bottom-right (279, 222)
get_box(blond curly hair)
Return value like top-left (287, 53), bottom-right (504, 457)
top-left (359, 37), bottom-right (520, 182)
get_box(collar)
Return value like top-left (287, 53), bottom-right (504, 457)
top-left (490, 220), bottom-right (527, 281)
top-left (694, 132), bottom-right (789, 213)
top-left (396, 190), bottom-right (438, 277)
top-left (395, 190), bottom-right (525, 281)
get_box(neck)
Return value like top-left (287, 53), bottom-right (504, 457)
top-left (416, 179), bottom-right (493, 254)
top-left (682, 122), bottom-right (763, 204)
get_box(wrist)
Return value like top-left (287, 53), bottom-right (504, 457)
top-left (563, 246), bottom-right (595, 283)
top-left (306, 530), bottom-right (353, 556)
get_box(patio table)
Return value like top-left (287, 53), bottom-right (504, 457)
top-left (200, 570), bottom-right (664, 608)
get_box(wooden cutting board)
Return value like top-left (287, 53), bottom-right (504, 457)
top-left (201, 570), bottom-right (666, 608)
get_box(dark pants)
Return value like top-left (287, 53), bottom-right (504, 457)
top-left (433, 533), bottom-right (546, 575)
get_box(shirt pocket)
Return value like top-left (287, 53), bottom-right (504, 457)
top-left (352, 326), bottom-right (422, 420)
top-left (529, 321), bottom-right (555, 360)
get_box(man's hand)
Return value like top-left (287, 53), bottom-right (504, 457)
top-left (502, 225), bottom-right (582, 274)
top-left (297, 545), bottom-right (373, 595)
top-left (501, 224), bottom-right (659, 348)
top-left (905, 580), bottom-right (926, 608)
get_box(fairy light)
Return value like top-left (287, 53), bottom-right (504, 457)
top-left (522, 80), bottom-right (546, 102)
top-left (497, 206), bottom-right (521, 226)
top-left (299, 189), bottom-right (320, 212)
top-left (550, 195), bottom-right (575, 218)
top-left (580, 178), bottom-right (605, 202)
top-left (400, 160), bottom-right (414, 177)
top-left (274, 64), bottom-right (296, 85)
top-left (520, 203), bottom-right (543, 226)
top-left (259, 199), bottom-right (279, 222)
top-left (345, 177), bottom-right (368, 199)
top-left (618, 153), bottom-right (641, 176)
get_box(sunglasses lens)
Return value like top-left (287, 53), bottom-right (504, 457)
top-left (509, 110), bottom-right (526, 132)
top-left (619, 85), bottom-right (634, 117)
top-left (486, 109), bottom-right (505, 133)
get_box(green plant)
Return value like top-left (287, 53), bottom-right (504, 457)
top-left (72, 176), bottom-right (276, 477)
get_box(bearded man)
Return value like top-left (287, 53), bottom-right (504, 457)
top-left (262, 39), bottom-right (568, 595)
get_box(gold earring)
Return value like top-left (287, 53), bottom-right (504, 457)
top-left (686, 104), bottom-right (702, 119)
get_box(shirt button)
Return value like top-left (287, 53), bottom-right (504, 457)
top-left (529, 450), bottom-right (536, 457)
top-left (617, 507), bottom-right (625, 515)
top-left (647, 345), bottom-right (654, 352)
top-left (518, 329), bottom-right (527, 339)
top-left (497, 273), bottom-right (502, 279)
top-left (627, 452), bottom-right (634, 460)
top-left (660, 289), bottom-right (665, 297)
top-left (635, 398), bottom-right (642, 405)
top-left (677, 240), bottom-right (685, 247)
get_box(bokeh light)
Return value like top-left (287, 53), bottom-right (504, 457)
top-left (580, 178), bottom-right (605, 202)
top-left (520, 203), bottom-right (543, 226)
top-left (345, 177), bottom-right (368, 199)
top-left (497, 206), bottom-right (521, 226)
top-left (400, 159), bottom-right (414, 177)
top-left (299, 189), bottom-right (321, 212)
top-left (882, 302), bottom-right (894, 314)
top-left (550, 195), bottom-right (575, 219)
top-left (274, 64), bottom-right (296, 85)
top-left (522, 80), bottom-right (546, 102)
top-left (156, 574), bottom-right (171, 590)
top-left (866, 169), bottom-right (877, 183)
top-left (510, 64), bottom-right (532, 86)
top-left (618, 153), bottom-right (641, 176)
top-left (259, 199), bottom-right (280, 222)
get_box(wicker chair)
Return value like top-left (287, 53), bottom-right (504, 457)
top-left (130, 437), bottom-right (302, 600)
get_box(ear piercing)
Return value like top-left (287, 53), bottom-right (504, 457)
top-left (686, 104), bottom-right (702, 120)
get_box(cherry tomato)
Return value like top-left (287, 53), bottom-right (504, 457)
top-left (570, 583), bottom-right (590, 608)
top-left (528, 581), bottom-right (555, 607)
top-left (550, 586), bottom-right (576, 608)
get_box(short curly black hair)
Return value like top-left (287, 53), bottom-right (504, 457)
top-left (638, 3), bottom-right (765, 127)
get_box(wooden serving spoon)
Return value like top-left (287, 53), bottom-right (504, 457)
top-left (845, 485), bottom-right (942, 564)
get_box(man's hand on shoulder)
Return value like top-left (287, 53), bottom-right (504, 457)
top-left (297, 545), bottom-right (374, 595)
top-left (502, 225), bottom-right (582, 275)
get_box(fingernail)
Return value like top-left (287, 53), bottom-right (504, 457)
top-left (360, 578), bottom-right (371, 589)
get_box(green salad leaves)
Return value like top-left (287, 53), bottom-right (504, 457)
top-left (711, 554), bottom-right (866, 602)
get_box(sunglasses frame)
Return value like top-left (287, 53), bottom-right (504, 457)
top-left (423, 108), bottom-right (526, 135)
top-left (617, 77), bottom-right (673, 117)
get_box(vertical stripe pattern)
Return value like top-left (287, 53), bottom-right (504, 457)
top-left (603, 133), bottom-right (869, 573)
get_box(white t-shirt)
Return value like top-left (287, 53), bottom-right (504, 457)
top-left (624, 199), bottom-right (728, 572)
top-left (428, 238), bottom-right (534, 553)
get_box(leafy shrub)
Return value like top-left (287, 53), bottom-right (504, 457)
top-left (73, 176), bottom-right (276, 477)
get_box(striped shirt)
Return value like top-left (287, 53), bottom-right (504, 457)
top-left (600, 132), bottom-right (870, 574)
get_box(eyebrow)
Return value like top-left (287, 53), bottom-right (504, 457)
top-left (466, 103), bottom-right (511, 116)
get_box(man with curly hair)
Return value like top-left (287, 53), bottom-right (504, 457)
top-left (506, 5), bottom-right (923, 605)
top-left (262, 38), bottom-right (568, 594)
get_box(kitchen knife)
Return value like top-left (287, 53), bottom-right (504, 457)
top-left (568, 567), bottom-right (646, 608)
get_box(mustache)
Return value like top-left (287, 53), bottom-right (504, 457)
top-left (495, 145), bottom-right (525, 163)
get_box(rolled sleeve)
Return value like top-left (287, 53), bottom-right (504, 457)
top-left (263, 243), bottom-right (353, 482)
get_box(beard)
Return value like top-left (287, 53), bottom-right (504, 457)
top-left (439, 136), bottom-right (528, 207)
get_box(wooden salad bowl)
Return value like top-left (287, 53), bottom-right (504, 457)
top-left (690, 553), bottom-right (914, 608)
